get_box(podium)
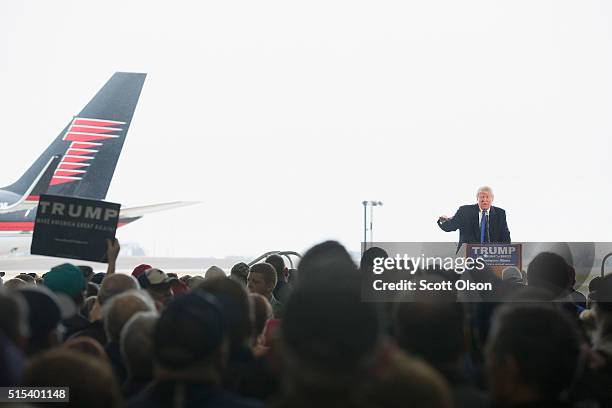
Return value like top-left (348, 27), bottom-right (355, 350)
top-left (463, 243), bottom-right (523, 278)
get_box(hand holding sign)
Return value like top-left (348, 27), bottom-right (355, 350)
top-left (107, 238), bottom-right (120, 261)
top-left (106, 238), bottom-right (121, 275)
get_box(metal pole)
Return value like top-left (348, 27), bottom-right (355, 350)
top-left (362, 201), bottom-right (368, 253)
top-left (369, 201), bottom-right (383, 245)
top-left (369, 203), bottom-right (374, 244)
top-left (602, 252), bottom-right (612, 278)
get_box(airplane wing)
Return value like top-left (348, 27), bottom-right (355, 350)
top-left (119, 201), bottom-right (200, 219)
top-left (0, 156), bottom-right (60, 214)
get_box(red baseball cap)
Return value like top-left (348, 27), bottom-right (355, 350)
top-left (132, 264), bottom-right (152, 277)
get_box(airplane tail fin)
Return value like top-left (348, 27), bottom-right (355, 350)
top-left (2, 72), bottom-right (146, 200)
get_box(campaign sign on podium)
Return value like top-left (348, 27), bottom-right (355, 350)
top-left (465, 243), bottom-right (522, 277)
top-left (31, 194), bottom-right (120, 263)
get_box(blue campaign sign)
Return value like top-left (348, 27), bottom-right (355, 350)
top-left (31, 194), bottom-right (120, 262)
top-left (466, 243), bottom-right (522, 270)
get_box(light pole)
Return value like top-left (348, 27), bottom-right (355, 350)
top-left (362, 201), bottom-right (368, 253)
top-left (362, 200), bottom-right (383, 254)
top-left (369, 201), bottom-right (383, 244)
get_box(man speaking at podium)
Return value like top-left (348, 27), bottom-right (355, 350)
top-left (437, 186), bottom-right (511, 252)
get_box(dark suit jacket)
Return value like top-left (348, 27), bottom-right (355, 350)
top-left (437, 204), bottom-right (511, 252)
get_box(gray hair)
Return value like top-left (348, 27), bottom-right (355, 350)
top-left (3, 278), bottom-right (28, 290)
top-left (476, 186), bottom-right (494, 198)
top-left (186, 275), bottom-right (205, 289)
top-left (98, 274), bottom-right (140, 306)
top-left (205, 266), bottom-right (226, 280)
top-left (120, 311), bottom-right (158, 379)
top-left (103, 290), bottom-right (156, 343)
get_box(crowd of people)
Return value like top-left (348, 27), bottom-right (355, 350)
top-left (1, 239), bottom-right (612, 407)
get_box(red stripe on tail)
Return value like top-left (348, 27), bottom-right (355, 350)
top-left (64, 133), bottom-right (116, 142)
top-left (50, 177), bottom-right (79, 186)
top-left (59, 163), bottom-right (89, 170)
top-left (70, 126), bottom-right (120, 134)
top-left (62, 156), bottom-right (93, 163)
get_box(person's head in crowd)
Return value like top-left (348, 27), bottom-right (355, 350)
top-left (121, 311), bottom-right (158, 386)
top-left (196, 277), bottom-right (252, 352)
top-left (43, 263), bottom-right (86, 307)
top-left (78, 265), bottom-right (94, 283)
top-left (394, 278), bottom-right (465, 368)
top-left (247, 263), bottom-right (277, 300)
top-left (18, 286), bottom-right (72, 355)
top-left (137, 268), bottom-right (177, 307)
top-left (591, 274), bottom-right (612, 315)
top-left (98, 274), bottom-right (140, 307)
top-left (205, 265), bottom-right (226, 280)
top-left (281, 285), bottom-right (381, 392)
top-left (16, 273), bottom-right (36, 285)
top-left (63, 336), bottom-right (108, 361)
top-left (153, 292), bottom-right (228, 385)
top-left (298, 240), bottom-right (359, 288)
top-left (170, 279), bottom-right (189, 297)
top-left (89, 274), bottom-right (140, 324)
top-left (527, 252), bottom-right (571, 298)
top-left (360, 246), bottom-right (389, 273)
top-left (265, 254), bottom-right (288, 284)
top-left (86, 281), bottom-right (99, 297)
top-left (250, 293), bottom-right (272, 346)
top-left (230, 262), bottom-right (249, 286)
top-left (165, 273), bottom-right (188, 296)
top-left (367, 350), bottom-right (452, 408)
top-left (590, 276), bottom-right (603, 291)
top-left (179, 274), bottom-right (192, 283)
top-left (131, 263), bottom-right (152, 278)
top-left (21, 349), bottom-right (121, 408)
top-left (0, 288), bottom-right (29, 349)
top-left (29, 273), bottom-right (43, 285)
top-left (81, 296), bottom-right (97, 320)
top-left (186, 275), bottom-right (205, 289)
top-left (502, 266), bottom-right (524, 285)
top-left (103, 290), bottom-right (156, 344)
top-left (588, 276), bottom-right (603, 308)
top-left (3, 278), bottom-right (27, 290)
top-left (90, 272), bottom-right (106, 285)
top-left (287, 268), bottom-right (298, 284)
top-left (587, 276), bottom-right (612, 362)
top-left (486, 304), bottom-right (581, 404)
top-left (566, 266), bottom-right (587, 309)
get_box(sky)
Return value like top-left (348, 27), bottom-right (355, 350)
top-left (1, 1), bottom-right (611, 258)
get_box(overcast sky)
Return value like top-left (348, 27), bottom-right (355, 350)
top-left (1, 1), bottom-right (611, 258)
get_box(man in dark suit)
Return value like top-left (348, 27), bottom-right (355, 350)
top-left (437, 186), bottom-right (511, 252)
